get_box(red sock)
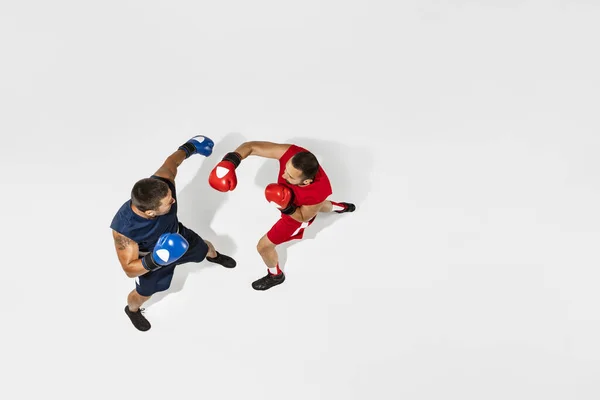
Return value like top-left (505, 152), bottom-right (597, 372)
top-left (330, 201), bottom-right (347, 212)
top-left (268, 264), bottom-right (282, 275)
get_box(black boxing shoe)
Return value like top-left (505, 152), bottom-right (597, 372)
top-left (124, 306), bottom-right (151, 332)
top-left (206, 252), bottom-right (237, 268)
top-left (252, 272), bottom-right (285, 291)
top-left (335, 202), bottom-right (356, 213)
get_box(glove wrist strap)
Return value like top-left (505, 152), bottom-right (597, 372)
top-left (142, 253), bottom-right (161, 271)
top-left (222, 152), bottom-right (242, 168)
top-left (178, 142), bottom-right (196, 159)
top-left (281, 204), bottom-right (297, 215)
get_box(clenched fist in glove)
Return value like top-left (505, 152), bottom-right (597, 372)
top-left (141, 232), bottom-right (189, 271)
top-left (265, 183), bottom-right (297, 215)
top-left (178, 135), bottom-right (214, 158)
top-left (209, 152), bottom-right (242, 192)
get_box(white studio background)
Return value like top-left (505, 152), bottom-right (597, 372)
top-left (1, 1), bottom-right (599, 399)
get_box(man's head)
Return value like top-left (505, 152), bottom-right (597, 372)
top-left (282, 151), bottom-right (319, 186)
top-left (131, 178), bottom-right (176, 218)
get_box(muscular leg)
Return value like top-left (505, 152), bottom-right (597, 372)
top-left (257, 234), bottom-right (279, 268)
top-left (253, 234), bottom-right (285, 290)
top-left (127, 289), bottom-right (151, 312)
top-left (319, 200), bottom-right (333, 213)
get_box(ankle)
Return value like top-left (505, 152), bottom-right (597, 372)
top-left (268, 264), bottom-right (283, 275)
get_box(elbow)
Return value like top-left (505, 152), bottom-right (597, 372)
top-left (123, 265), bottom-right (138, 278)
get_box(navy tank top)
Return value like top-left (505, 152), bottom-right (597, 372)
top-left (110, 175), bottom-right (179, 253)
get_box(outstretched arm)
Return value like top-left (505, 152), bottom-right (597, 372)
top-left (153, 150), bottom-right (187, 183)
top-left (209, 141), bottom-right (291, 192)
top-left (233, 141), bottom-right (291, 160)
top-left (153, 135), bottom-right (215, 183)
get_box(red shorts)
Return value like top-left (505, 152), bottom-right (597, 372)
top-left (267, 214), bottom-right (317, 245)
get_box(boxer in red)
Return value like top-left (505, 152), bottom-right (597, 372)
top-left (209, 141), bottom-right (355, 290)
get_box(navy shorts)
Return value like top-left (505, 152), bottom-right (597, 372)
top-left (135, 223), bottom-right (209, 297)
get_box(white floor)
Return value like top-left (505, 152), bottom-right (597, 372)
top-left (2, 1), bottom-right (600, 399)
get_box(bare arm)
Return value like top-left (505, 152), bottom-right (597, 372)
top-left (289, 201), bottom-right (326, 223)
top-left (112, 230), bottom-right (148, 278)
top-left (233, 141), bottom-right (291, 160)
top-left (152, 149), bottom-right (187, 183)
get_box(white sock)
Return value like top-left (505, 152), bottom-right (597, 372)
top-left (268, 267), bottom-right (280, 275)
top-left (332, 204), bottom-right (345, 212)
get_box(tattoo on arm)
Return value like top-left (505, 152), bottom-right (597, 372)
top-left (114, 234), bottom-right (131, 250)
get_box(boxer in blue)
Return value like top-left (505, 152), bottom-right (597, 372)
top-left (110, 135), bottom-right (236, 331)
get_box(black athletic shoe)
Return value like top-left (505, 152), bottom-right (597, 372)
top-left (206, 252), bottom-right (237, 268)
top-left (335, 202), bottom-right (356, 213)
top-left (124, 306), bottom-right (151, 331)
top-left (252, 273), bottom-right (285, 291)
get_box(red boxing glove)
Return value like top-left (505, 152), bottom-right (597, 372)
top-left (265, 183), bottom-right (296, 215)
top-left (209, 152), bottom-right (241, 192)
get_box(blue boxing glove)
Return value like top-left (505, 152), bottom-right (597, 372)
top-left (178, 135), bottom-right (214, 158)
top-left (141, 232), bottom-right (189, 271)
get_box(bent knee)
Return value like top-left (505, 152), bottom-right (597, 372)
top-left (131, 290), bottom-right (151, 303)
top-left (257, 236), bottom-right (275, 254)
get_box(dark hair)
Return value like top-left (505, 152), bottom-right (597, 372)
top-left (291, 151), bottom-right (319, 181)
top-left (131, 178), bottom-right (169, 212)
